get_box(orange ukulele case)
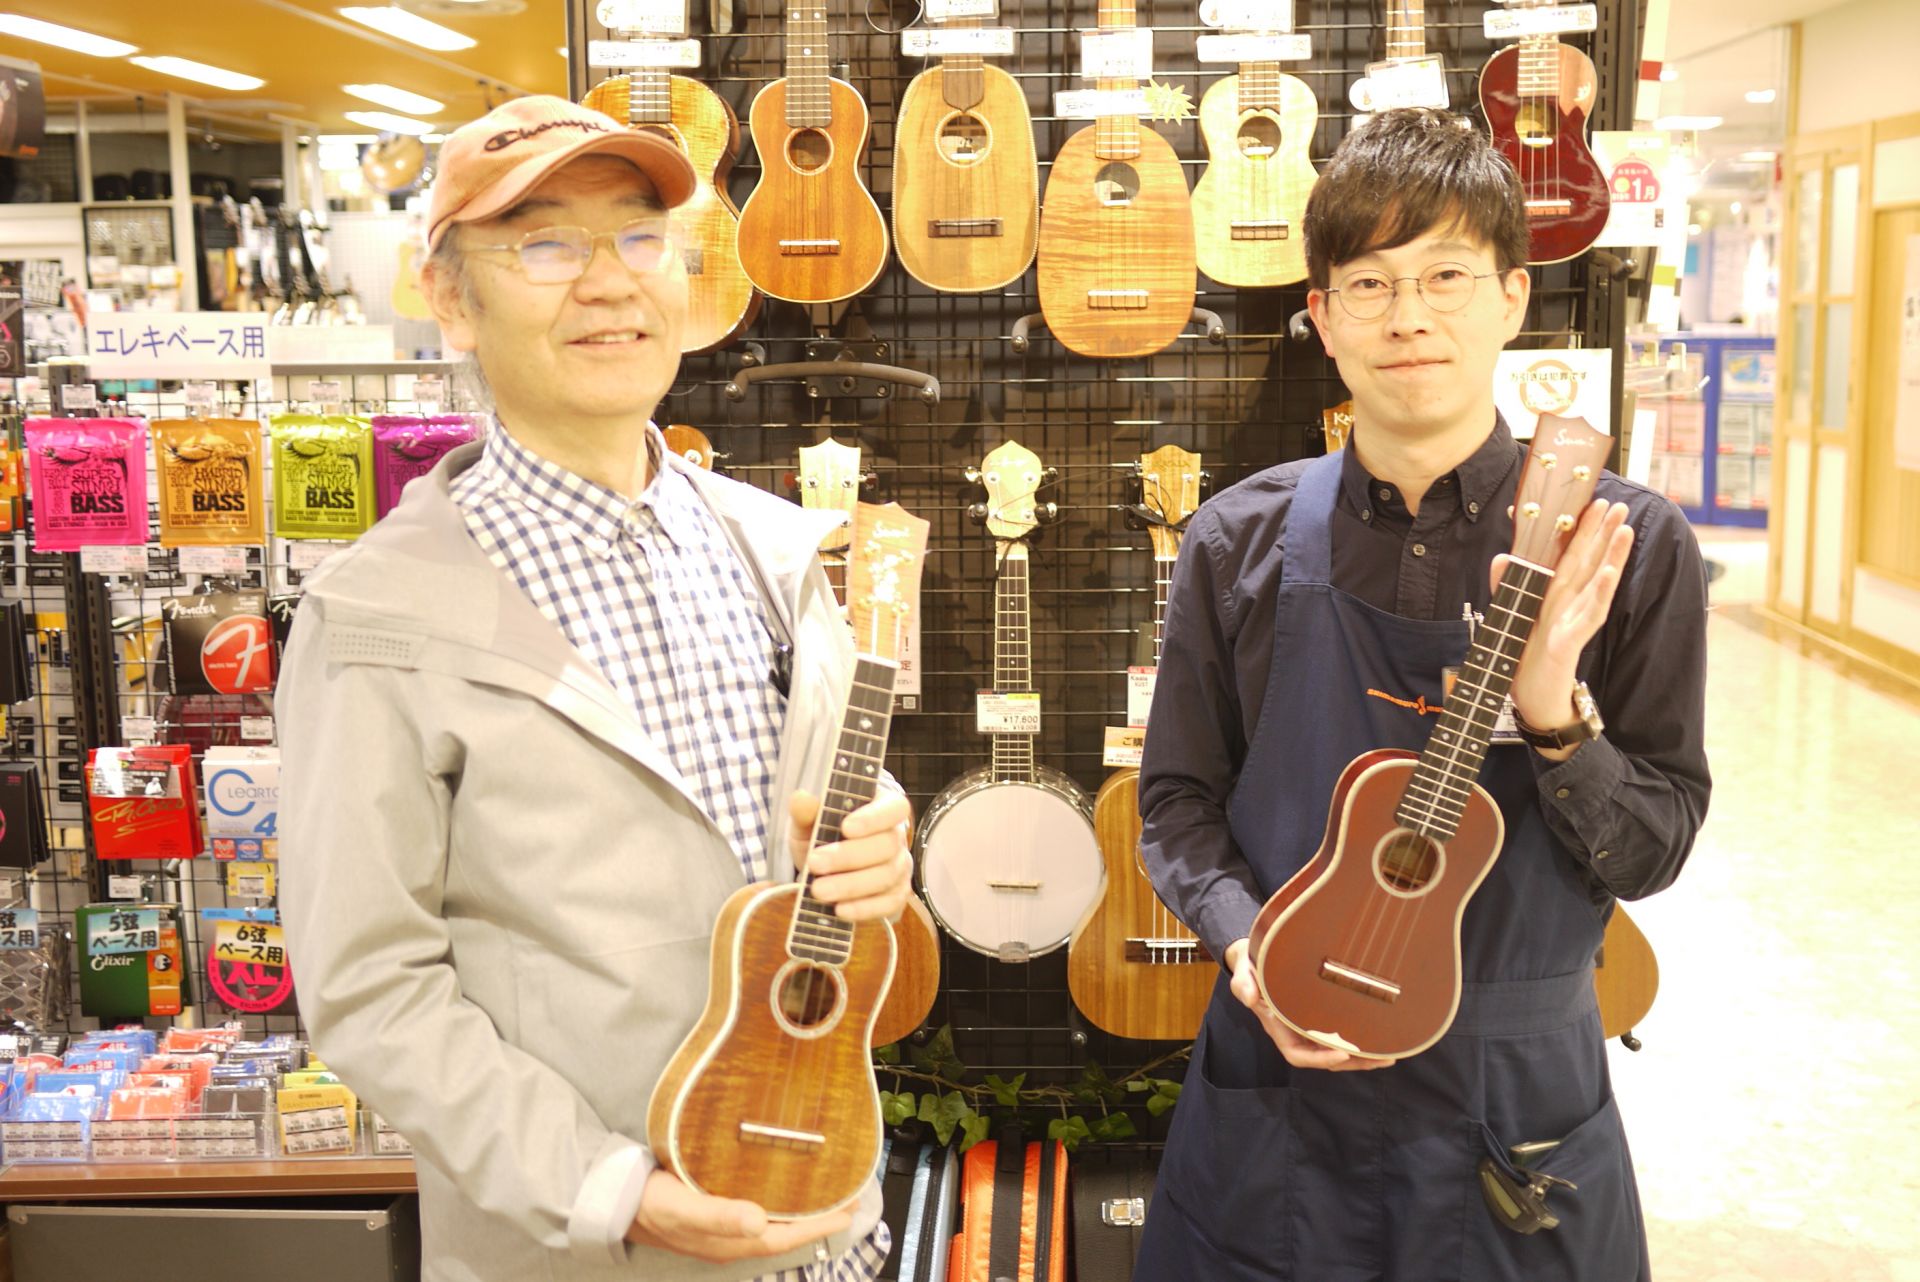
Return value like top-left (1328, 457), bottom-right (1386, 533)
top-left (948, 1130), bottom-right (1068, 1282)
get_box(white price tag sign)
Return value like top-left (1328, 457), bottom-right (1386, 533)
top-left (1081, 28), bottom-right (1153, 80)
top-left (1199, 0), bottom-right (1293, 28)
top-left (87, 314), bottom-right (271, 380)
top-left (1102, 726), bottom-right (1145, 769)
top-left (1483, 4), bottom-right (1596, 38)
top-left (1053, 88), bottom-right (1149, 119)
top-left (240, 716), bottom-right (276, 742)
top-left (411, 374), bottom-right (445, 408)
top-left (975, 690), bottom-right (1041, 735)
top-left (926, 0), bottom-right (998, 18)
top-left (595, 0), bottom-right (686, 33)
top-left (288, 540), bottom-right (346, 570)
top-left (107, 874), bottom-right (146, 899)
top-left (120, 716), bottom-right (157, 745)
top-left (59, 383), bottom-right (97, 411)
top-left (902, 27), bottom-right (1016, 56)
top-left (0, 907), bottom-right (40, 951)
top-left (1352, 56), bottom-right (1450, 112)
top-left (1196, 32), bottom-right (1311, 62)
top-left (306, 379), bottom-right (344, 408)
top-left (184, 381), bottom-right (218, 409)
top-left (589, 39), bottom-right (702, 68)
top-left (1126, 665), bottom-right (1158, 729)
top-left (178, 545), bottom-right (250, 575)
top-left (80, 545), bottom-right (148, 575)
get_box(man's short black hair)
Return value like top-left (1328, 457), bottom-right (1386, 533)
top-left (1303, 108), bottom-right (1529, 290)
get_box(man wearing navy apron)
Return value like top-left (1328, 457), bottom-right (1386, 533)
top-left (1134, 108), bottom-right (1710, 1281)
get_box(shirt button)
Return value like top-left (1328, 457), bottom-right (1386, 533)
top-left (1555, 787), bottom-right (1571, 799)
top-left (1440, 477), bottom-right (1453, 486)
top-left (1468, 501), bottom-right (1481, 516)
top-left (1361, 509), bottom-right (1373, 522)
top-left (1596, 849), bottom-right (1611, 860)
top-left (1412, 543), bottom-right (1427, 557)
top-left (1378, 487), bottom-right (1392, 501)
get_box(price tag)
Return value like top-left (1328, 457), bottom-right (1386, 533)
top-left (0, 907), bottom-right (40, 950)
top-left (107, 874), bottom-right (146, 899)
top-left (595, 0), bottom-right (686, 33)
top-left (588, 38), bottom-right (702, 68)
top-left (927, 0), bottom-right (998, 18)
top-left (120, 716), bottom-right (157, 745)
top-left (80, 545), bottom-right (148, 575)
top-left (1127, 665), bottom-right (1158, 728)
top-left (87, 758), bottom-right (180, 799)
top-left (306, 379), bottom-right (344, 409)
top-left (240, 716), bottom-right (276, 742)
top-left (178, 545), bottom-right (249, 575)
top-left (1199, 0), bottom-right (1295, 27)
top-left (1483, 4), bottom-right (1596, 38)
top-left (1352, 56), bottom-right (1450, 112)
top-left (902, 27), bottom-right (1016, 56)
top-left (90, 908), bottom-right (161, 956)
top-left (213, 919), bottom-right (288, 969)
top-left (1102, 726), bottom-right (1145, 768)
top-left (1196, 33), bottom-right (1311, 62)
top-left (1053, 88), bottom-right (1150, 119)
top-left (184, 381), bottom-right (218, 409)
top-left (59, 383), bottom-right (97, 411)
top-left (975, 690), bottom-right (1041, 735)
top-left (227, 863), bottom-right (277, 898)
top-left (1081, 28), bottom-right (1153, 80)
top-left (288, 540), bottom-right (346, 570)
top-left (411, 374), bottom-right (445, 409)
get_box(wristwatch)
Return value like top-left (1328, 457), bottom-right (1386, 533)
top-left (1513, 681), bottom-right (1604, 752)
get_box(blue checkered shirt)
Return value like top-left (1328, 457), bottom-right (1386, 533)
top-left (448, 422), bottom-right (889, 1280)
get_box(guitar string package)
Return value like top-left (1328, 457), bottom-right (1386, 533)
top-left (270, 414), bottom-right (376, 540)
top-left (22, 418), bottom-right (150, 551)
top-left (372, 414), bottom-right (481, 517)
top-left (150, 418), bottom-right (267, 547)
top-left (161, 590), bottom-right (277, 696)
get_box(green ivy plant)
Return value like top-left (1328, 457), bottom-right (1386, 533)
top-left (872, 1026), bottom-right (1189, 1153)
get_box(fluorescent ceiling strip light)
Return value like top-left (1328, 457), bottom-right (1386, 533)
top-left (344, 109), bottom-right (435, 136)
top-left (127, 55), bottom-right (265, 91)
top-left (337, 7), bottom-right (476, 52)
top-left (0, 13), bottom-right (137, 56)
top-left (343, 83), bottom-right (444, 115)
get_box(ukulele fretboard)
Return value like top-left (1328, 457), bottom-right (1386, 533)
top-left (785, 4), bottom-right (834, 127)
top-left (991, 546), bottom-right (1035, 784)
top-left (792, 654), bottom-right (899, 966)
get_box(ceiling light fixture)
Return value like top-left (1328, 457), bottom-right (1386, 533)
top-left (0, 13), bottom-right (137, 57)
top-left (337, 6), bottom-right (476, 51)
top-left (344, 109), bottom-right (436, 136)
top-left (1744, 89), bottom-right (1777, 105)
top-left (1654, 115), bottom-right (1723, 132)
top-left (127, 55), bottom-right (265, 91)
top-left (343, 83), bottom-right (444, 115)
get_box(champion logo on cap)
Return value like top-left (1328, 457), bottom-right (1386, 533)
top-left (484, 118), bottom-right (614, 153)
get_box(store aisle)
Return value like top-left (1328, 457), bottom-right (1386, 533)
top-left (1610, 603), bottom-right (1920, 1281)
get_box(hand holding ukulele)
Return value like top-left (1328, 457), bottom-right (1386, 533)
top-left (1226, 937), bottom-right (1392, 1072)
top-left (625, 1168), bottom-right (853, 1263)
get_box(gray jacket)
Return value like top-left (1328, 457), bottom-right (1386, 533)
top-left (278, 441), bottom-right (881, 1281)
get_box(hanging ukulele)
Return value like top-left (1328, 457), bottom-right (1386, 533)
top-left (1036, 0), bottom-right (1197, 358)
top-left (1249, 415), bottom-right (1609, 1060)
top-left (736, 1), bottom-right (891, 303)
top-left (649, 501), bottom-right (930, 1217)
top-left (664, 424), bottom-right (717, 470)
top-left (1478, 0), bottom-right (1611, 264)
top-left (1068, 445), bottom-right (1217, 1041)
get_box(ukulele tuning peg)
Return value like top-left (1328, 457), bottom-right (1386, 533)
top-left (1199, 469), bottom-right (1214, 499)
top-left (963, 465), bottom-right (982, 485)
top-left (1555, 514), bottom-right (1576, 533)
top-left (1037, 501), bottom-right (1060, 525)
top-left (1041, 467), bottom-right (1060, 486)
top-left (966, 501), bottom-right (989, 524)
top-left (1123, 472), bottom-right (1144, 504)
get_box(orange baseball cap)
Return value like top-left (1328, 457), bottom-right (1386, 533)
top-left (425, 95), bottom-right (698, 251)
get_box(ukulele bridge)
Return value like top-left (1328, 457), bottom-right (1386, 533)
top-left (738, 1121), bottom-right (827, 1151)
top-left (1320, 958), bottom-right (1402, 1004)
top-left (1524, 199), bottom-right (1573, 219)
top-left (929, 218), bottom-right (1004, 239)
top-left (987, 879), bottom-right (1042, 893)
top-left (1124, 937), bottom-right (1206, 963)
top-left (1230, 220), bottom-right (1291, 241)
top-left (1087, 290), bottom-right (1149, 310)
top-left (779, 239), bottom-right (843, 256)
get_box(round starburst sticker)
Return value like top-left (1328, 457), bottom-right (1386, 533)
top-left (1146, 79), bottom-right (1194, 122)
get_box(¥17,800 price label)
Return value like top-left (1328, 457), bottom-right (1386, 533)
top-left (91, 907), bottom-right (161, 955)
top-left (214, 919), bottom-right (288, 969)
top-left (0, 907), bottom-right (40, 950)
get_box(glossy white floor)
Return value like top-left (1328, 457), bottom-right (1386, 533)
top-left (1612, 528), bottom-right (1920, 1280)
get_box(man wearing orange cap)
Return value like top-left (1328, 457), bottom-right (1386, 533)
top-left (279, 96), bottom-right (907, 1282)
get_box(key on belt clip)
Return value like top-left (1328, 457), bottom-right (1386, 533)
top-left (1478, 1139), bottom-right (1578, 1235)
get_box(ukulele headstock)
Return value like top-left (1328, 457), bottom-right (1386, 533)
top-left (1508, 414), bottom-right (1609, 570)
top-left (1138, 444), bottom-right (1203, 561)
top-left (847, 502), bottom-right (930, 664)
top-left (798, 437), bottom-right (865, 552)
top-left (973, 440), bottom-right (1049, 543)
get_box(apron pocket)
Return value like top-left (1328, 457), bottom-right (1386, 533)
top-left (1159, 1024), bottom-right (1297, 1268)
top-left (1468, 1092), bottom-right (1643, 1282)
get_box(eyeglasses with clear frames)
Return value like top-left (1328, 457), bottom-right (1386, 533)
top-left (1326, 262), bottom-right (1505, 321)
top-left (464, 217), bottom-right (677, 284)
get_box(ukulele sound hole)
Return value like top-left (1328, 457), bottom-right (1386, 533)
top-left (787, 128), bottom-right (834, 174)
top-left (773, 961), bottom-right (844, 1034)
top-left (1374, 829), bottom-right (1443, 896)
top-left (1235, 115), bottom-right (1281, 160)
top-left (1093, 162), bottom-right (1141, 207)
top-left (937, 112), bottom-right (991, 164)
top-left (1516, 103), bottom-right (1556, 149)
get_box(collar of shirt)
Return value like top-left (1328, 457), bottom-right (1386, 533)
top-left (1339, 414), bottom-right (1521, 525)
top-left (473, 421), bottom-right (704, 555)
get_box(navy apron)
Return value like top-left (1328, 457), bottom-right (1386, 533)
top-left (1133, 453), bottom-right (1649, 1282)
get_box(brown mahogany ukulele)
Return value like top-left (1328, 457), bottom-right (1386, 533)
top-left (649, 502), bottom-right (930, 1217)
top-left (1250, 415), bottom-right (1609, 1060)
top-left (1068, 445), bottom-right (1217, 1041)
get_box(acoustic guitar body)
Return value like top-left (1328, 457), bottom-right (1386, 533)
top-left (1068, 769), bottom-right (1216, 1041)
top-left (870, 893), bottom-right (940, 1047)
top-left (1250, 750), bottom-right (1504, 1061)
top-left (648, 882), bottom-right (892, 1218)
top-left (737, 78), bottom-right (891, 304)
top-left (1036, 126), bottom-right (1196, 359)
top-left (892, 64), bottom-right (1039, 293)
top-left (1190, 73), bottom-right (1320, 288)
top-left (582, 75), bottom-right (760, 352)
top-left (1478, 43), bottom-right (1611, 265)
top-left (1594, 902), bottom-right (1658, 1040)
